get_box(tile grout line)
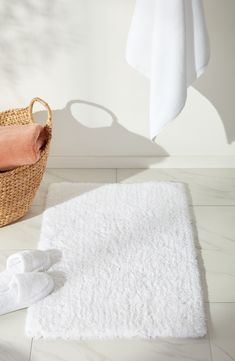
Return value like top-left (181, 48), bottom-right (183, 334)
top-left (207, 301), bottom-right (235, 305)
top-left (193, 205), bottom-right (235, 207)
top-left (28, 337), bottom-right (33, 361)
top-left (206, 304), bottom-right (214, 361)
top-left (0, 249), bottom-right (37, 252)
top-left (32, 204), bottom-right (235, 207)
top-left (208, 330), bottom-right (214, 361)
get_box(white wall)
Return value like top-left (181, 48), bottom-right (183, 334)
top-left (0, 0), bottom-right (234, 167)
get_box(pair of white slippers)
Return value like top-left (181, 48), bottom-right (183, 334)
top-left (0, 249), bottom-right (60, 316)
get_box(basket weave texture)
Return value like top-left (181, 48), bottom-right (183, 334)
top-left (0, 98), bottom-right (52, 227)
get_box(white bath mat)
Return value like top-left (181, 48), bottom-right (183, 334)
top-left (26, 182), bottom-right (206, 339)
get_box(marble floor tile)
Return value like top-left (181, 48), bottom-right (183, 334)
top-left (32, 169), bottom-right (116, 206)
top-left (0, 310), bottom-right (31, 361)
top-left (194, 207), bottom-right (235, 252)
top-left (0, 207), bottom-right (42, 250)
top-left (194, 206), bottom-right (235, 302)
top-left (31, 336), bottom-right (212, 361)
top-left (0, 168), bottom-right (234, 361)
top-left (117, 169), bottom-right (235, 205)
top-left (201, 250), bottom-right (235, 303)
top-left (209, 303), bottom-right (235, 361)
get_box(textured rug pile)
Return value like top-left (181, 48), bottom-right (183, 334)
top-left (26, 182), bottom-right (206, 339)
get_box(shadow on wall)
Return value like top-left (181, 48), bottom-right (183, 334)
top-left (35, 100), bottom-right (168, 166)
top-left (194, 0), bottom-right (235, 144)
top-left (0, 0), bottom-right (77, 86)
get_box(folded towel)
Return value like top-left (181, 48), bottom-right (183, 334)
top-left (126, 0), bottom-right (210, 140)
top-left (0, 123), bottom-right (47, 171)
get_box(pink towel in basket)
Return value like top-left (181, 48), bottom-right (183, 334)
top-left (0, 124), bottom-right (47, 171)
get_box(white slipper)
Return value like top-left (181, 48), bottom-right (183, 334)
top-left (0, 249), bottom-right (60, 292)
top-left (0, 272), bottom-right (54, 316)
top-left (6, 249), bottom-right (61, 273)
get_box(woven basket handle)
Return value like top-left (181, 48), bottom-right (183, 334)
top-left (29, 97), bottom-right (52, 127)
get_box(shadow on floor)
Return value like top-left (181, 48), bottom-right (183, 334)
top-left (186, 185), bottom-right (211, 337)
top-left (0, 344), bottom-right (26, 361)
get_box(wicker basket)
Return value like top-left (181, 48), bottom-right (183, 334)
top-left (0, 98), bottom-right (52, 227)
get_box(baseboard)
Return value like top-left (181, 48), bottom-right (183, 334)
top-left (47, 156), bottom-right (235, 168)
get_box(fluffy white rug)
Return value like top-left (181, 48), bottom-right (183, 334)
top-left (26, 182), bottom-right (206, 339)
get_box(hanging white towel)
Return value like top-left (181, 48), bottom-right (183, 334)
top-left (126, 0), bottom-right (210, 140)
